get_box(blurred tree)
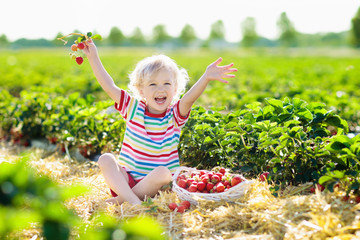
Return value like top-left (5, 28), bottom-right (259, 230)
top-left (351, 7), bottom-right (360, 48)
top-left (209, 20), bottom-right (225, 40)
top-left (179, 24), bottom-right (197, 45)
top-left (129, 27), bottom-right (146, 46)
top-left (107, 26), bottom-right (125, 46)
top-left (241, 17), bottom-right (258, 47)
top-left (152, 24), bottom-right (170, 45)
top-left (0, 34), bottom-right (10, 47)
top-left (277, 12), bottom-right (297, 47)
top-left (52, 32), bottom-right (65, 46)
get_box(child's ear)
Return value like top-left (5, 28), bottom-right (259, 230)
top-left (139, 88), bottom-right (145, 98)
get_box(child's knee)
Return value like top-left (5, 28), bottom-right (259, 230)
top-left (154, 166), bottom-right (172, 182)
top-left (98, 153), bottom-right (116, 169)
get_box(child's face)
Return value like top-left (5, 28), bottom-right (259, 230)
top-left (140, 69), bottom-right (177, 114)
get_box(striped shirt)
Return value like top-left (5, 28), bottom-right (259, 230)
top-left (114, 90), bottom-right (190, 180)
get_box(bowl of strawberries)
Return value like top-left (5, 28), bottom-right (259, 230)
top-left (172, 166), bottom-right (254, 205)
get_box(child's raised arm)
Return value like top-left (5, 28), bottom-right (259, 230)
top-left (83, 39), bottom-right (122, 104)
top-left (178, 57), bottom-right (237, 116)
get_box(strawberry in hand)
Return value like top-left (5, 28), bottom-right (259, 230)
top-left (57, 32), bottom-right (102, 65)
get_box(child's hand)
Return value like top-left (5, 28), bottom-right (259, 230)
top-left (204, 57), bottom-right (237, 83)
top-left (83, 39), bottom-right (98, 59)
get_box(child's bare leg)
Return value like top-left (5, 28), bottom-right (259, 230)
top-left (98, 153), bottom-right (142, 205)
top-left (132, 166), bottom-right (172, 200)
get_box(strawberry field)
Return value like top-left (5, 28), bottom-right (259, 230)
top-left (1, 48), bottom-right (360, 239)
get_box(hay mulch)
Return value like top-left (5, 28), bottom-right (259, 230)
top-left (1, 145), bottom-right (360, 240)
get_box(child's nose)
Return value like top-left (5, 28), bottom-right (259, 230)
top-left (157, 85), bottom-right (165, 91)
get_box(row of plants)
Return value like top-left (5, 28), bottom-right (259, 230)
top-left (0, 89), bottom-right (125, 159)
top-left (1, 51), bottom-right (360, 129)
top-left (0, 155), bottom-right (164, 239)
top-left (179, 98), bottom-right (360, 198)
top-left (1, 88), bottom-right (359, 198)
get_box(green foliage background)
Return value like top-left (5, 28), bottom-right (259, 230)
top-left (1, 48), bottom-right (360, 237)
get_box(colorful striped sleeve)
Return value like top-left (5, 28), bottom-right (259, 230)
top-left (114, 90), bottom-right (132, 119)
top-left (173, 100), bottom-right (191, 128)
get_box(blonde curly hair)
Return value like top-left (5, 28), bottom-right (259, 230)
top-left (128, 55), bottom-right (189, 102)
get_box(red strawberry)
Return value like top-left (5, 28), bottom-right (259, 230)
top-left (215, 173), bottom-right (223, 179)
top-left (180, 201), bottom-right (191, 209)
top-left (207, 173), bottom-right (213, 180)
top-left (77, 42), bottom-right (85, 50)
top-left (310, 187), bottom-right (316, 193)
top-left (178, 179), bottom-right (187, 189)
top-left (355, 196), bottom-right (360, 204)
top-left (342, 195), bottom-right (350, 202)
top-left (76, 57), bottom-right (83, 65)
top-left (168, 203), bottom-right (178, 211)
top-left (200, 175), bottom-right (209, 184)
top-left (223, 180), bottom-right (230, 187)
top-left (216, 182), bottom-right (225, 193)
top-left (179, 174), bottom-right (186, 179)
top-left (50, 137), bottom-right (57, 144)
top-left (197, 182), bottom-right (206, 191)
top-left (191, 171), bottom-right (200, 178)
top-left (231, 176), bottom-right (243, 187)
top-left (219, 168), bottom-right (226, 175)
top-left (189, 184), bottom-right (197, 192)
top-left (259, 172), bottom-right (269, 182)
top-left (199, 170), bottom-right (206, 176)
top-left (71, 44), bottom-right (78, 51)
top-left (212, 175), bottom-right (220, 184)
top-left (177, 205), bottom-right (186, 213)
top-left (316, 184), bottom-right (325, 192)
top-left (206, 182), bottom-right (214, 192)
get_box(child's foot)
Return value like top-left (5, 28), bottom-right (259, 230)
top-left (106, 197), bottom-right (123, 205)
top-left (106, 196), bottom-right (142, 205)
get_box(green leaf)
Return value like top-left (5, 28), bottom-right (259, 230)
top-left (68, 92), bottom-right (80, 104)
top-left (265, 98), bottom-right (283, 110)
top-left (327, 141), bottom-right (348, 151)
top-left (262, 105), bottom-right (275, 117)
top-left (91, 34), bottom-right (102, 40)
top-left (325, 115), bottom-right (344, 128)
top-left (313, 128), bottom-right (329, 138)
top-left (332, 170), bottom-right (345, 179)
top-left (292, 98), bottom-right (307, 109)
top-left (121, 216), bottom-right (164, 239)
top-left (60, 185), bottom-right (89, 200)
top-left (319, 175), bottom-right (333, 185)
top-left (312, 112), bottom-right (326, 123)
top-left (86, 32), bottom-right (92, 37)
top-left (296, 108), bottom-right (313, 121)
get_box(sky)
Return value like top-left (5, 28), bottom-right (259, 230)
top-left (0, 0), bottom-right (359, 42)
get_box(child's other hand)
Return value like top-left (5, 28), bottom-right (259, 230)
top-left (83, 39), bottom-right (98, 59)
top-left (204, 57), bottom-right (237, 83)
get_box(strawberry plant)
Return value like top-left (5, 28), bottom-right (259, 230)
top-left (319, 134), bottom-right (360, 194)
top-left (0, 155), bottom-right (165, 239)
top-left (0, 155), bottom-right (87, 239)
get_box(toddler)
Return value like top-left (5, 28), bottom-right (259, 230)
top-left (83, 39), bottom-right (237, 205)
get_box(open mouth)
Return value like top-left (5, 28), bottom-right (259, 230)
top-left (155, 97), bottom-right (166, 104)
